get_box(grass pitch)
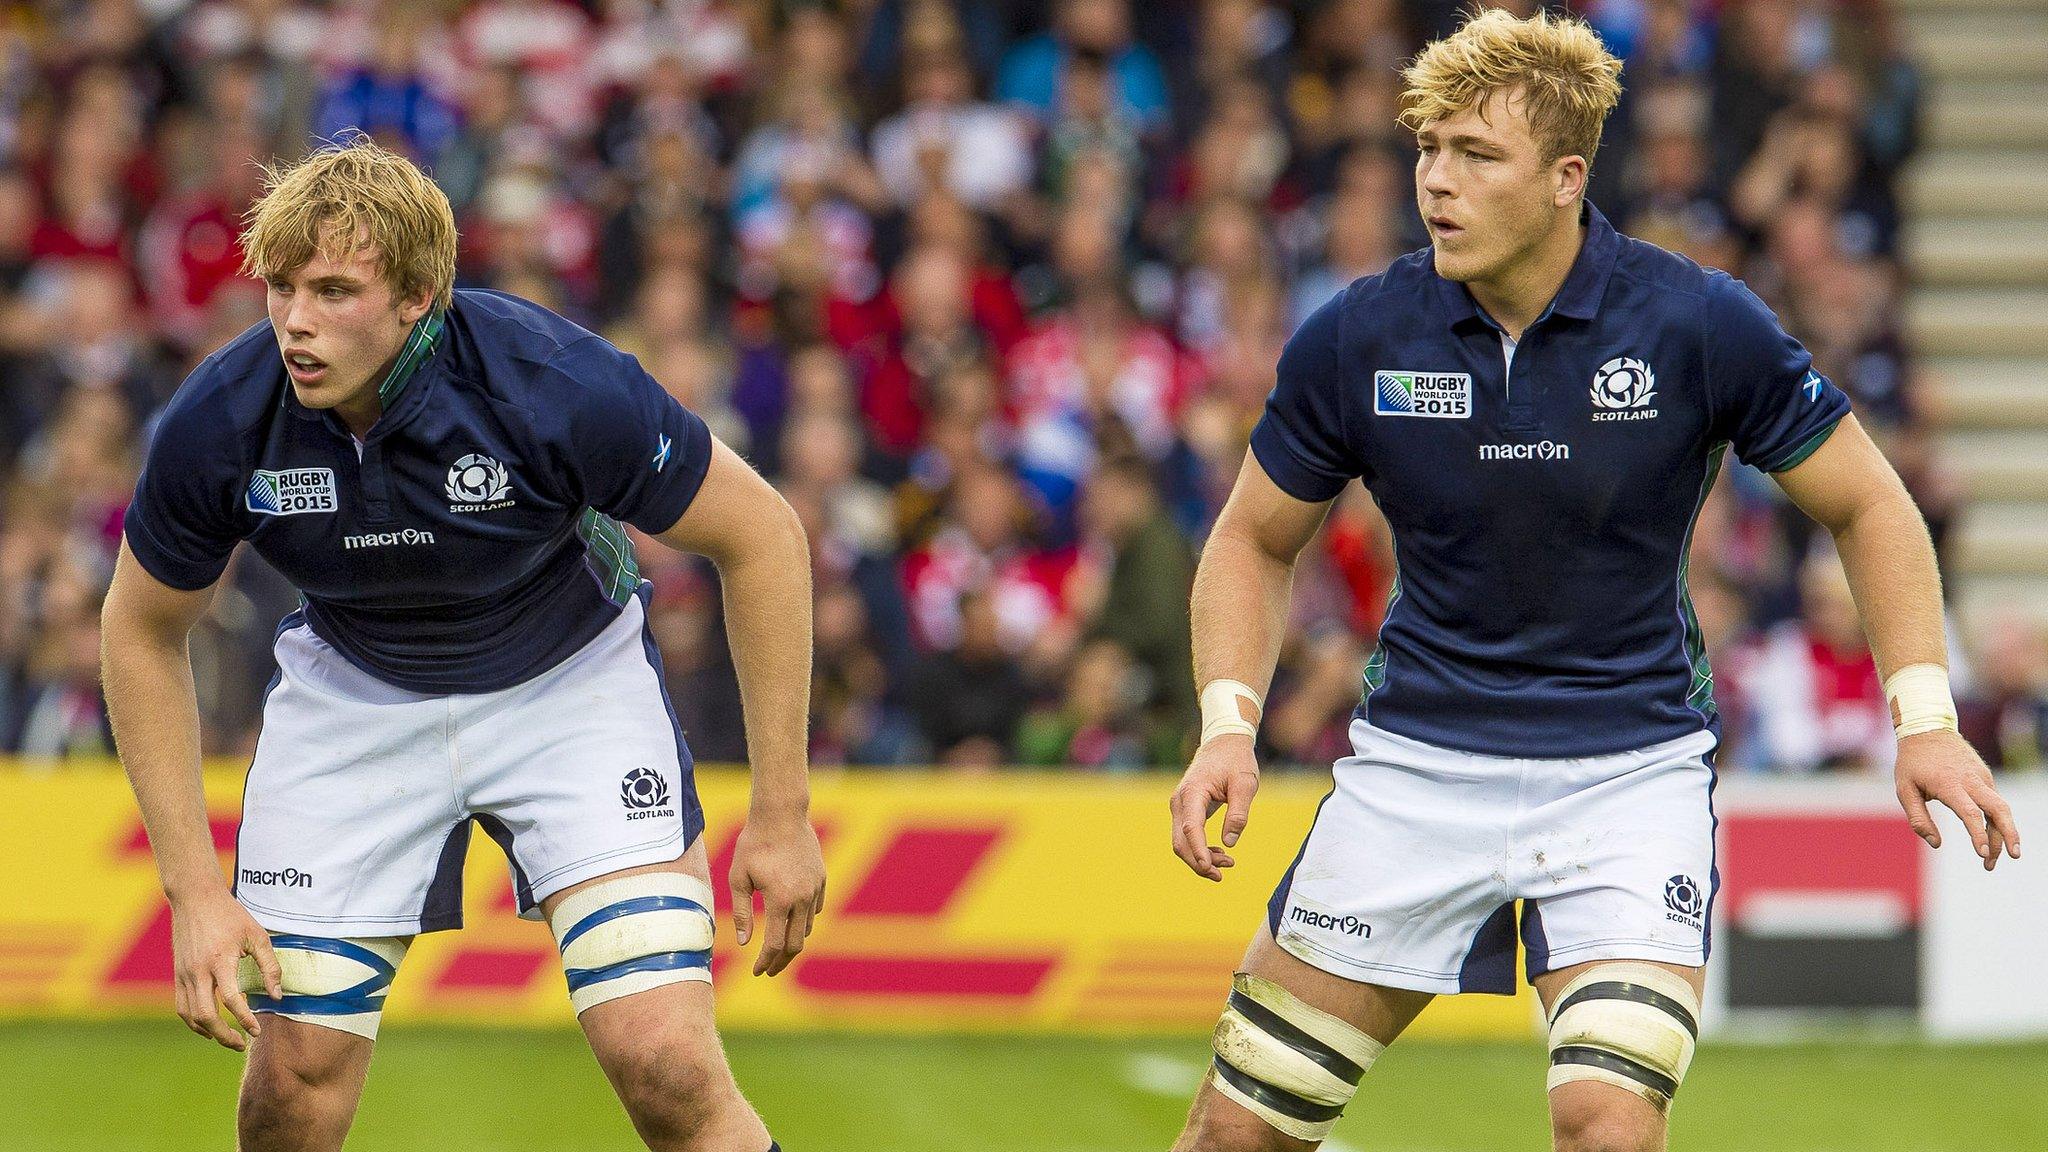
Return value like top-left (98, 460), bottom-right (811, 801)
top-left (6, 1022), bottom-right (2045, 1150)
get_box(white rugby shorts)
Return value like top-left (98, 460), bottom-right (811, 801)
top-left (1267, 718), bottom-right (1718, 994)
top-left (232, 587), bottom-right (702, 937)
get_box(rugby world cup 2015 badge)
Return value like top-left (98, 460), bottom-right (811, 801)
top-left (246, 468), bottom-right (337, 516)
top-left (1375, 370), bottom-right (1471, 419)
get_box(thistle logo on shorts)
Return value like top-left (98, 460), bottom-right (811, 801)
top-left (620, 767), bottom-right (674, 821)
top-left (1664, 874), bottom-right (1704, 928)
top-left (1590, 357), bottom-right (1659, 421)
top-left (246, 468), bottom-right (337, 516)
top-left (445, 453), bottom-right (516, 512)
top-left (239, 866), bottom-right (314, 889)
top-left (1374, 370), bottom-right (1471, 419)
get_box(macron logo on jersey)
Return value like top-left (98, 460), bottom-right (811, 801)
top-left (1375, 370), bottom-right (1471, 419)
top-left (246, 468), bottom-right (337, 516)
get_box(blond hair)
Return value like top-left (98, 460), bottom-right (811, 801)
top-left (1399, 8), bottom-right (1623, 164)
top-left (241, 138), bottom-right (458, 311)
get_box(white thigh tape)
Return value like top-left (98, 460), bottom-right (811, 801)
top-left (239, 935), bottom-right (409, 1041)
top-left (1546, 962), bottom-right (1700, 1111)
top-left (1210, 973), bottom-right (1383, 1141)
top-left (549, 873), bottom-right (716, 1015)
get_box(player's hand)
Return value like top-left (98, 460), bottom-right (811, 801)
top-left (727, 813), bottom-right (826, 977)
top-left (167, 886), bottom-right (281, 1051)
top-left (1171, 734), bottom-right (1260, 882)
top-left (1895, 729), bottom-right (2022, 871)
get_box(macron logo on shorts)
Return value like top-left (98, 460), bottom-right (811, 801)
top-left (1285, 900), bottom-right (1372, 938)
top-left (246, 468), bottom-right (337, 516)
top-left (240, 866), bottom-right (314, 888)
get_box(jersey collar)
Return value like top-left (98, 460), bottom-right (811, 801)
top-left (377, 306), bottom-right (446, 408)
top-left (282, 306), bottom-right (448, 434)
top-left (1434, 200), bottom-right (1620, 330)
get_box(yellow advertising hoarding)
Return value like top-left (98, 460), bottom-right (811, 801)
top-left (0, 764), bottom-right (1535, 1036)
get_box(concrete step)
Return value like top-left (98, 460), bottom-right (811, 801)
top-left (1952, 575), bottom-right (2048, 633)
top-left (1950, 501), bottom-right (2048, 575)
top-left (1926, 83), bottom-right (2048, 150)
top-left (1935, 428), bottom-right (2048, 500)
top-left (1906, 287), bottom-right (2048, 354)
top-left (1906, 218), bottom-right (2048, 284)
top-left (1893, 0), bottom-right (2048, 12)
top-left (1907, 16), bottom-right (2048, 80)
top-left (1925, 358), bottom-right (2048, 426)
top-left (1904, 151), bottom-right (2048, 219)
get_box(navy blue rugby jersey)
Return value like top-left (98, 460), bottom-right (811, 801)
top-left (1250, 204), bottom-right (1849, 758)
top-left (124, 289), bottom-right (714, 693)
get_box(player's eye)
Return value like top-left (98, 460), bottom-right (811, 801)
top-left (321, 286), bottom-right (349, 300)
top-left (268, 279), bottom-right (292, 294)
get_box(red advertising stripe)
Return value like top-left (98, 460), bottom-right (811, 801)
top-left (793, 954), bottom-right (1055, 997)
top-left (839, 827), bottom-right (1003, 916)
top-left (121, 817), bottom-right (240, 856)
top-left (1722, 814), bottom-right (1924, 922)
top-left (431, 947), bottom-right (553, 991)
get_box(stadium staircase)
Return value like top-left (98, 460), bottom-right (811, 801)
top-left (1900, 0), bottom-right (2048, 622)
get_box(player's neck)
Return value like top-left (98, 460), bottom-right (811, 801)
top-left (1466, 210), bottom-right (1585, 342)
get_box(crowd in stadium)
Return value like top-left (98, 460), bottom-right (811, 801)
top-left (0, 0), bottom-right (2042, 772)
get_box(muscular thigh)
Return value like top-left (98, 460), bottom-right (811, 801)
top-left (1242, 922), bottom-right (1434, 1048)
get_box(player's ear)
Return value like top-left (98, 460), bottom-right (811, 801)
top-left (1552, 154), bottom-right (1587, 209)
top-left (397, 283), bottom-right (435, 326)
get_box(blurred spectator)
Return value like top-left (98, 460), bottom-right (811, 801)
top-left (909, 585), bottom-right (1029, 767)
top-left (872, 45), bottom-right (1030, 212)
top-left (314, 10), bottom-right (459, 159)
top-left (1074, 454), bottom-right (1196, 737)
top-left (1016, 638), bottom-right (1164, 768)
top-left (1959, 614), bottom-right (2048, 772)
top-left (997, 0), bottom-right (1171, 134)
top-left (1728, 548), bottom-right (1893, 773)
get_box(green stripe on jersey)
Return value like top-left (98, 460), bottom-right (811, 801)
top-left (376, 308), bottom-right (446, 408)
top-left (576, 507), bottom-right (642, 607)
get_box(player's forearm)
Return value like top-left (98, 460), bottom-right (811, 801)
top-left (1190, 524), bottom-right (1296, 700)
top-left (101, 626), bottom-right (223, 902)
top-left (1831, 487), bottom-right (1948, 678)
top-left (712, 500), bottom-right (814, 818)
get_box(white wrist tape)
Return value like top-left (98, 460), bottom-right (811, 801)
top-left (1885, 663), bottom-right (1958, 739)
top-left (1200, 679), bottom-right (1263, 745)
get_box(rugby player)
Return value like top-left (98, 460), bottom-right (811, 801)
top-left (101, 140), bottom-right (821, 1152)
top-left (1167, 11), bottom-right (2021, 1151)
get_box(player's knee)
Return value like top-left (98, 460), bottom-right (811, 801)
top-left (548, 872), bottom-right (715, 1015)
top-left (1204, 972), bottom-right (1383, 1146)
top-left (1551, 1103), bottom-right (1661, 1152)
top-left (608, 1046), bottom-right (731, 1145)
top-left (238, 1045), bottom-right (356, 1148)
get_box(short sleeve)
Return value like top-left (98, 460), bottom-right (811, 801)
top-left (123, 395), bottom-right (247, 590)
top-left (1249, 291), bottom-right (1359, 503)
top-left (1706, 275), bottom-right (1851, 472)
top-left (549, 337), bottom-right (714, 534)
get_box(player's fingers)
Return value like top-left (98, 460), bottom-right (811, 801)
top-left (1978, 787), bottom-right (2022, 865)
top-left (1169, 789), bottom-right (1216, 878)
top-left (773, 903), bottom-right (812, 977)
top-left (1220, 771), bottom-right (1258, 848)
top-left (250, 931), bottom-right (284, 1000)
top-left (753, 898), bottom-right (791, 977)
top-left (1177, 813), bottom-right (1218, 880)
top-left (1937, 788), bottom-right (1990, 860)
top-left (221, 979), bottom-right (262, 1041)
top-left (190, 967), bottom-right (243, 1051)
top-left (1898, 783), bottom-right (1940, 849)
top-left (729, 872), bottom-right (755, 947)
